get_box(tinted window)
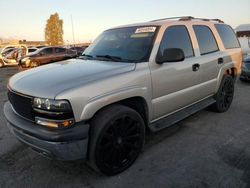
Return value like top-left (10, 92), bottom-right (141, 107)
top-left (215, 24), bottom-right (240, 49)
top-left (42, 48), bottom-right (53, 55)
top-left (28, 48), bottom-right (37, 53)
top-left (159, 26), bottom-right (194, 58)
top-left (55, 47), bottom-right (66, 53)
top-left (193, 25), bottom-right (218, 55)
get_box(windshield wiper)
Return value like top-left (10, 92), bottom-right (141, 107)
top-left (96, 55), bottom-right (122, 62)
top-left (95, 55), bottom-right (135, 63)
top-left (78, 54), bottom-right (94, 59)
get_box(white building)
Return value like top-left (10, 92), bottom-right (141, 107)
top-left (235, 24), bottom-right (250, 56)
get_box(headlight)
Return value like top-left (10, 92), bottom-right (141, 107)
top-left (33, 98), bottom-right (71, 112)
top-left (33, 97), bottom-right (74, 128)
top-left (21, 57), bottom-right (29, 62)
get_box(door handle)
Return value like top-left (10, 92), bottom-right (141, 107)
top-left (192, 63), bottom-right (200, 71)
top-left (218, 58), bottom-right (224, 64)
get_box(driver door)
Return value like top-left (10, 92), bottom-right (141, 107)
top-left (150, 25), bottom-right (203, 120)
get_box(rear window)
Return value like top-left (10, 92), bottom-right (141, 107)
top-left (193, 25), bottom-right (219, 55)
top-left (215, 24), bottom-right (240, 49)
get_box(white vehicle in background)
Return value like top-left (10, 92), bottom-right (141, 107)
top-left (0, 45), bottom-right (28, 68)
top-left (235, 24), bottom-right (250, 57)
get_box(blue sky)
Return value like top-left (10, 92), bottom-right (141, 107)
top-left (0, 0), bottom-right (249, 43)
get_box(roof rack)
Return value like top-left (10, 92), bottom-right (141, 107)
top-left (150, 16), bottom-right (224, 23)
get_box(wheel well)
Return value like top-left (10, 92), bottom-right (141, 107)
top-left (225, 68), bottom-right (236, 80)
top-left (91, 97), bottom-right (149, 128)
top-left (116, 97), bottom-right (149, 126)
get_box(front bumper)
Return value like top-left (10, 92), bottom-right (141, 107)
top-left (4, 102), bottom-right (90, 161)
top-left (240, 70), bottom-right (250, 80)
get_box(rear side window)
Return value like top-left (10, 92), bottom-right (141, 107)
top-left (159, 25), bottom-right (194, 58)
top-left (193, 25), bottom-right (218, 55)
top-left (215, 24), bottom-right (240, 49)
top-left (43, 48), bottom-right (53, 55)
top-left (55, 47), bottom-right (66, 53)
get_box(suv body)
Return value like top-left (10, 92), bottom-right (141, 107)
top-left (4, 17), bottom-right (242, 175)
top-left (20, 46), bottom-right (77, 68)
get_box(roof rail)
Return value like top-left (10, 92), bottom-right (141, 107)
top-left (150, 16), bottom-right (224, 23)
top-left (150, 16), bottom-right (194, 22)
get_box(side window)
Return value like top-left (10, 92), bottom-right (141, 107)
top-left (43, 48), bottom-right (53, 55)
top-left (215, 24), bottom-right (240, 49)
top-left (159, 25), bottom-right (194, 58)
top-left (55, 47), bottom-right (66, 53)
top-left (193, 25), bottom-right (219, 55)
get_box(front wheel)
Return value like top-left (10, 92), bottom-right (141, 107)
top-left (88, 105), bottom-right (145, 176)
top-left (211, 75), bottom-right (234, 112)
top-left (29, 61), bottom-right (40, 68)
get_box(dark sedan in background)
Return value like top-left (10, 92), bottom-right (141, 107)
top-left (240, 56), bottom-right (250, 81)
top-left (20, 46), bottom-right (77, 68)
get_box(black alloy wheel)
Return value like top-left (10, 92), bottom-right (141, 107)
top-left (211, 75), bottom-right (234, 112)
top-left (88, 105), bottom-right (145, 176)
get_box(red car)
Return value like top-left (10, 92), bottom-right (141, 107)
top-left (20, 46), bottom-right (77, 68)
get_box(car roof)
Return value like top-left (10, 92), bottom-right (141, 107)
top-left (109, 16), bottom-right (225, 30)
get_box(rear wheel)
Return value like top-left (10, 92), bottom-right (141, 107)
top-left (88, 105), bottom-right (145, 176)
top-left (211, 75), bottom-right (234, 112)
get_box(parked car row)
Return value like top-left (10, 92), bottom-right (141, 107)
top-left (0, 45), bottom-right (88, 68)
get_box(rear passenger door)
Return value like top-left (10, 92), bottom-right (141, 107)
top-left (54, 47), bottom-right (67, 61)
top-left (151, 25), bottom-right (203, 119)
top-left (192, 25), bottom-right (222, 96)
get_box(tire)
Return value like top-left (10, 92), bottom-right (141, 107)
top-left (211, 75), bottom-right (234, 113)
top-left (29, 61), bottom-right (39, 68)
top-left (88, 104), bottom-right (145, 176)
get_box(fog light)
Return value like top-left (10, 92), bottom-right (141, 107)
top-left (35, 117), bottom-right (74, 128)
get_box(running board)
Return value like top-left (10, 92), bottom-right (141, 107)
top-left (149, 97), bottom-right (215, 132)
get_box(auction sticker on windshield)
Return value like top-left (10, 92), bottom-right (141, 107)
top-left (135, 27), bottom-right (156, 33)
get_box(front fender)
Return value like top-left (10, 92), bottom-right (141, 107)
top-left (80, 86), bottom-right (151, 121)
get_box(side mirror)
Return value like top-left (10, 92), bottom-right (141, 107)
top-left (156, 48), bottom-right (185, 64)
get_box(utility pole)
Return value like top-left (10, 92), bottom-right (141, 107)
top-left (71, 15), bottom-right (76, 46)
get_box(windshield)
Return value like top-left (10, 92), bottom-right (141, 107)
top-left (83, 26), bottom-right (158, 62)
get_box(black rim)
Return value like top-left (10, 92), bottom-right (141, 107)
top-left (219, 78), bottom-right (234, 110)
top-left (96, 115), bottom-right (143, 174)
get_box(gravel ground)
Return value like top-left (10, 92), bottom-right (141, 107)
top-left (0, 67), bottom-right (250, 188)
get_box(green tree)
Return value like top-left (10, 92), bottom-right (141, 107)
top-left (45, 13), bottom-right (64, 45)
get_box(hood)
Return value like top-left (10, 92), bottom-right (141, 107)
top-left (9, 59), bottom-right (136, 99)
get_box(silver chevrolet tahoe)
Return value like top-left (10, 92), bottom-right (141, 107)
top-left (4, 16), bottom-right (242, 175)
